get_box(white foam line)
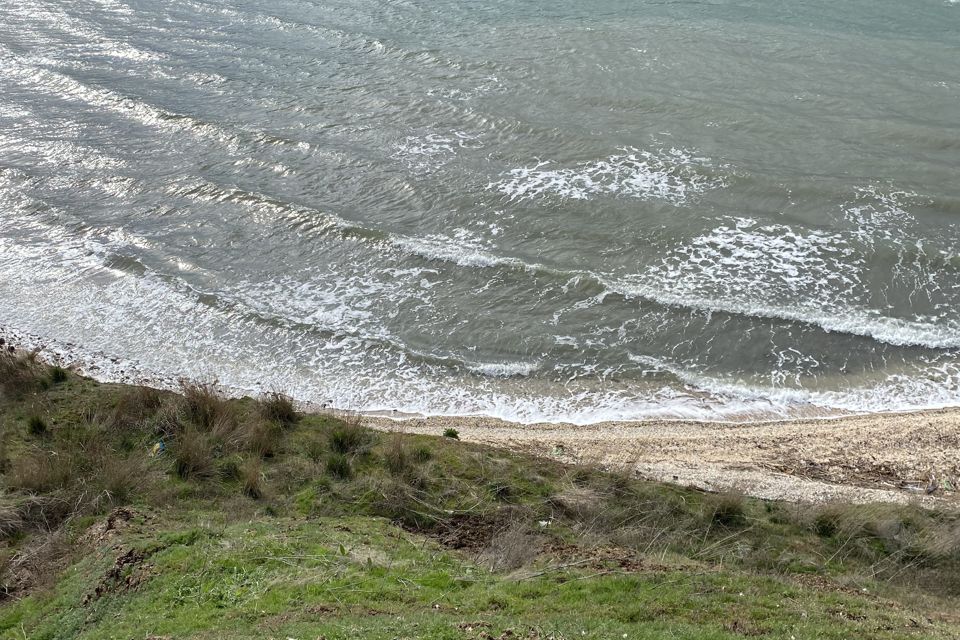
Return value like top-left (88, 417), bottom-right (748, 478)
top-left (606, 276), bottom-right (960, 349)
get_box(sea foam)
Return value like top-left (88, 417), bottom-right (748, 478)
top-left (489, 147), bottom-right (724, 204)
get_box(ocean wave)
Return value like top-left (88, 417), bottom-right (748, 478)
top-left (10, 138), bottom-right (952, 353)
top-left (387, 228), bottom-right (537, 270)
top-left (385, 227), bottom-right (960, 349)
top-left (621, 197), bottom-right (960, 348)
top-left (0, 49), bottom-right (312, 156)
top-left (635, 350), bottom-right (960, 420)
top-left (8, 310), bottom-right (960, 425)
top-left (311, 210), bottom-right (960, 350)
top-left (466, 360), bottom-right (540, 377)
top-left (176, 0), bottom-right (478, 74)
top-left (426, 75), bottom-right (504, 102)
top-left (2, 192), bottom-right (958, 425)
top-left (4, 0), bottom-right (164, 62)
top-left (488, 147), bottom-right (725, 204)
top-left (0, 130), bottom-right (125, 172)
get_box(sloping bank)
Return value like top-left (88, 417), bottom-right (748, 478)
top-left (1, 349), bottom-right (959, 638)
top-left (367, 410), bottom-right (960, 507)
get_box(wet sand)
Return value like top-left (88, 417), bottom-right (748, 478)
top-left (366, 410), bottom-right (960, 506)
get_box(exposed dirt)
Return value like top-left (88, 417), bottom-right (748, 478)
top-left (458, 626), bottom-right (569, 640)
top-left (80, 508), bottom-right (157, 604)
top-left (79, 506), bottom-right (143, 547)
top-left (432, 513), bottom-right (508, 551)
top-left (83, 547), bottom-right (152, 604)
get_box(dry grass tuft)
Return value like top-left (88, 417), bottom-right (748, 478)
top-left (328, 416), bottom-right (372, 455)
top-left (384, 435), bottom-right (411, 476)
top-left (154, 398), bottom-right (186, 439)
top-left (7, 449), bottom-right (76, 494)
top-left (173, 429), bottom-right (215, 480)
top-left (325, 453), bottom-right (352, 480)
top-left (300, 431), bottom-right (327, 463)
top-left (259, 392), bottom-right (298, 427)
top-left (0, 503), bottom-right (25, 539)
top-left (1, 528), bottom-right (72, 597)
top-left (180, 382), bottom-right (233, 432)
top-left (110, 386), bottom-right (164, 431)
top-left (97, 454), bottom-right (148, 505)
top-left (803, 503), bottom-right (960, 579)
top-left (549, 484), bottom-right (603, 523)
top-left (704, 492), bottom-right (748, 528)
top-left (0, 350), bottom-right (43, 399)
top-left (241, 458), bottom-right (263, 499)
top-left (243, 419), bottom-right (283, 458)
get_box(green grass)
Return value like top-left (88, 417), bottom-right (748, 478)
top-left (1, 513), bottom-right (955, 640)
top-left (0, 350), bottom-right (958, 639)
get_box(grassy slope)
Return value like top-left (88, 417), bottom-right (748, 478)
top-left (0, 353), bottom-right (959, 639)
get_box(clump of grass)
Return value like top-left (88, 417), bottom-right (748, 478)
top-left (0, 350), bottom-right (42, 399)
top-left (380, 437), bottom-right (430, 487)
top-left (370, 478), bottom-right (436, 530)
top-left (209, 409), bottom-right (240, 443)
top-left (98, 455), bottom-right (147, 504)
top-left (0, 503), bottom-right (25, 539)
top-left (704, 492), bottom-right (748, 528)
top-left (217, 455), bottom-right (243, 482)
top-left (800, 503), bottom-right (960, 584)
top-left (243, 419), bottom-right (283, 458)
top-left (443, 427), bottom-right (460, 440)
top-left (241, 458), bottom-right (263, 499)
top-left (110, 386), bottom-right (164, 431)
top-left (48, 366), bottom-right (69, 384)
top-left (173, 429), bottom-right (215, 480)
top-left (180, 382), bottom-right (234, 432)
top-left (1, 528), bottom-right (71, 595)
top-left (329, 418), bottom-right (372, 455)
top-left (8, 450), bottom-right (75, 494)
top-left (384, 436), bottom-right (410, 476)
top-left (549, 484), bottom-right (603, 522)
top-left (154, 398), bottom-right (186, 439)
top-left (411, 444), bottom-right (432, 463)
top-left (259, 392), bottom-right (298, 427)
top-left (27, 415), bottom-right (48, 437)
top-left (300, 432), bottom-right (326, 463)
top-left (325, 453), bottom-right (352, 480)
top-left (812, 505), bottom-right (844, 538)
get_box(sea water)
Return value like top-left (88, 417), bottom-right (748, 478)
top-left (1, 0), bottom-right (959, 423)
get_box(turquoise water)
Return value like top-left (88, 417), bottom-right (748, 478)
top-left (1, 0), bottom-right (959, 422)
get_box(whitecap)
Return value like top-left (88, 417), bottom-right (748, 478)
top-left (466, 361), bottom-right (540, 377)
top-left (489, 146), bottom-right (724, 204)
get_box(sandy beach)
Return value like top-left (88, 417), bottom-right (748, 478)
top-left (367, 409), bottom-right (960, 507)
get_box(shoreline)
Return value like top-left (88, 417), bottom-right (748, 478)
top-left (365, 409), bottom-right (960, 507)
top-left (4, 325), bottom-right (960, 506)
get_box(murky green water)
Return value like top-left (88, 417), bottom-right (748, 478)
top-left (2, 0), bottom-right (959, 422)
